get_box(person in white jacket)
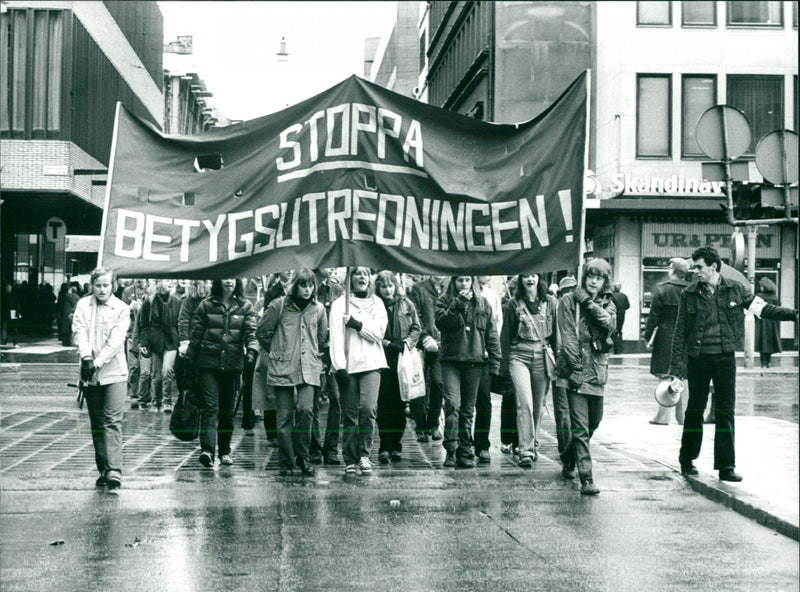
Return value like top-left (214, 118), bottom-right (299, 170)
top-left (72, 267), bottom-right (130, 491)
top-left (329, 267), bottom-right (388, 475)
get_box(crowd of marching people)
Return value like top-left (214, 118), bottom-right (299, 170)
top-left (69, 249), bottom-right (798, 494)
top-left (72, 262), bottom-right (620, 496)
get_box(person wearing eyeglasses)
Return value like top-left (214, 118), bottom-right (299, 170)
top-left (668, 246), bottom-right (798, 483)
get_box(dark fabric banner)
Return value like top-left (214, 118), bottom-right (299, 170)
top-left (99, 72), bottom-right (587, 278)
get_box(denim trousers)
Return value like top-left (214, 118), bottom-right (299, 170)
top-left (126, 338), bottom-right (140, 402)
top-left (563, 390), bottom-right (604, 479)
top-left (137, 352), bottom-right (151, 406)
top-left (377, 363), bottom-right (406, 454)
top-left (196, 369), bottom-right (239, 458)
top-left (508, 344), bottom-right (548, 459)
top-left (472, 367), bottom-right (492, 452)
top-left (84, 381), bottom-right (126, 475)
top-left (410, 349), bottom-right (444, 434)
top-left (680, 353), bottom-right (736, 470)
top-left (337, 370), bottom-right (381, 465)
top-left (323, 368), bottom-right (341, 454)
top-left (441, 362), bottom-right (483, 455)
top-left (500, 388), bottom-right (518, 447)
top-left (309, 386), bottom-right (325, 456)
top-left (275, 384), bottom-right (314, 468)
top-left (552, 384), bottom-right (571, 461)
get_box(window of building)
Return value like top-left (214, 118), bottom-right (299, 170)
top-left (637, 74), bottom-right (672, 158)
top-left (682, 75), bottom-right (717, 157)
top-left (727, 1), bottom-right (783, 26)
top-left (637, 1), bottom-right (672, 26)
top-left (0, 9), bottom-right (63, 138)
top-left (727, 75), bottom-right (784, 155)
top-left (419, 29), bottom-right (427, 73)
top-left (682, 1), bottom-right (717, 26)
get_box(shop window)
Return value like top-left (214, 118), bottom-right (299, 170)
top-left (727, 1), bottom-right (783, 26)
top-left (637, 1), bottom-right (672, 26)
top-left (682, 75), bottom-right (717, 157)
top-left (637, 74), bottom-right (672, 158)
top-left (682, 1), bottom-right (716, 26)
top-left (727, 75), bottom-right (783, 155)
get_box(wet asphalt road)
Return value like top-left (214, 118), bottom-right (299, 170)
top-left (1, 361), bottom-right (798, 591)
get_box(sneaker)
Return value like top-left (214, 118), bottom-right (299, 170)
top-left (561, 466), bottom-right (576, 480)
top-left (456, 455), bottom-right (475, 469)
top-left (199, 451), bottom-right (213, 467)
top-left (130, 401), bottom-right (139, 410)
top-left (500, 444), bottom-right (512, 455)
top-left (477, 449), bottom-right (491, 464)
top-left (297, 457), bottom-right (315, 476)
top-left (219, 454), bottom-right (234, 465)
top-left (443, 451), bottom-right (456, 467)
top-left (324, 453), bottom-right (341, 465)
top-left (309, 452), bottom-right (323, 465)
top-left (518, 455), bottom-right (533, 468)
top-left (345, 464), bottom-right (358, 475)
top-left (358, 457), bottom-right (372, 474)
top-left (378, 451), bottom-right (391, 464)
top-left (390, 451), bottom-right (402, 462)
top-left (140, 404), bottom-right (150, 411)
top-left (580, 478), bottom-right (600, 495)
top-left (163, 405), bottom-right (173, 414)
top-left (279, 465), bottom-right (293, 477)
top-left (95, 475), bottom-right (108, 487)
top-left (417, 432), bottom-right (429, 443)
top-left (431, 429), bottom-right (443, 441)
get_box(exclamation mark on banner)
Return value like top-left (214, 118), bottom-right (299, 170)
top-left (558, 189), bottom-right (573, 243)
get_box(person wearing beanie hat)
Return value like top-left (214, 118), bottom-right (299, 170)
top-left (643, 258), bottom-right (689, 425)
top-left (559, 276), bottom-right (577, 293)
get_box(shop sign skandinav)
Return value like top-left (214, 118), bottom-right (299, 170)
top-left (607, 173), bottom-right (725, 196)
top-left (642, 222), bottom-right (780, 258)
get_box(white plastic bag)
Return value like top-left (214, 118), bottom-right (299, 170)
top-left (397, 345), bottom-right (426, 402)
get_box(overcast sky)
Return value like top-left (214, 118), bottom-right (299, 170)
top-left (159, 1), bottom-right (398, 122)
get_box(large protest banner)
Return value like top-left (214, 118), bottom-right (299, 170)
top-left (99, 71), bottom-right (588, 278)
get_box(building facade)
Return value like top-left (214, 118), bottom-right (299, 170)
top-left (366, 1), bottom-right (422, 98)
top-left (1, 0), bottom-right (164, 288)
top-left (418, 0), bottom-right (798, 349)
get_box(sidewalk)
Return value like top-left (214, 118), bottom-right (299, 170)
top-left (595, 415), bottom-right (799, 540)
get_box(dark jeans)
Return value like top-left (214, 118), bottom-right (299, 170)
top-left (241, 361), bottom-right (256, 429)
top-left (322, 368), bottom-right (341, 454)
top-left (410, 349), bottom-right (444, 434)
top-left (196, 369), bottom-right (239, 459)
top-left (441, 362), bottom-right (483, 455)
top-left (309, 386), bottom-right (324, 456)
top-left (275, 384), bottom-right (314, 467)
top-left (500, 386), bottom-right (518, 447)
top-left (263, 409), bottom-right (277, 440)
top-left (378, 364), bottom-right (406, 453)
top-left (552, 384), bottom-right (572, 461)
top-left (472, 367), bottom-right (492, 452)
top-left (85, 381), bottom-right (125, 475)
top-left (563, 390), bottom-right (604, 479)
top-left (680, 353), bottom-right (736, 470)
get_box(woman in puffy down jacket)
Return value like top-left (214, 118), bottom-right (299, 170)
top-left (256, 268), bottom-right (327, 477)
top-left (556, 259), bottom-right (616, 495)
top-left (329, 267), bottom-right (388, 476)
top-left (187, 279), bottom-right (258, 468)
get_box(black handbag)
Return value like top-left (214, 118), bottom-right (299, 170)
top-left (170, 380), bottom-right (200, 441)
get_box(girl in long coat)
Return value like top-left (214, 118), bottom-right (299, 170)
top-left (256, 269), bottom-right (327, 476)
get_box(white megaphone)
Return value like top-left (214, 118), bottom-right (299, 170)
top-left (654, 377), bottom-right (684, 408)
